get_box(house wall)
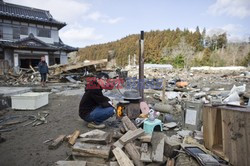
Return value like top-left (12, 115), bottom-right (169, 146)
top-left (0, 19), bottom-right (59, 44)
top-left (4, 49), bottom-right (13, 67)
top-left (60, 51), bottom-right (68, 64)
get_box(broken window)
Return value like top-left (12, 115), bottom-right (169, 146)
top-left (37, 28), bottom-right (51, 38)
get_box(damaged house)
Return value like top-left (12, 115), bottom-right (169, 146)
top-left (0, 0), bottom-right (77, 72)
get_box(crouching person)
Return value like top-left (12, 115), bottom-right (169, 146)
top-left (79, 73), bottom-right (115, 129)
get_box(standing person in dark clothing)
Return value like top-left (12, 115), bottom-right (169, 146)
top-left (38, 56), bottom-right (49, 87)
top-left (79, 73), bottom-right (115, 129)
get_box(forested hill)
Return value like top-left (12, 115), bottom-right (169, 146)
top-left (76, 27), bottom-right (247, 68)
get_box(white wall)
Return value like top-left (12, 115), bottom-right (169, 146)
top-left (51, 29), bottom-right (59, 43)
top-left (4, 49), bottom-right (13, 67)
top-left (1, 21), bottom-right (59, 44)
top-left (60, 52), bottom-right (68, 64)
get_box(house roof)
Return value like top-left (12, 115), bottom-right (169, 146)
top-left (0, 33), bottom-right (78, 53)
top-left (0, 1), bottom-right (66, 29)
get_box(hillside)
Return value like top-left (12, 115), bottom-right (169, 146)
top-left (76, 28), bottom-right (250, 68)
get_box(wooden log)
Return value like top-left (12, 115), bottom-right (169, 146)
top-left (125, 143), bottom-right (144, 166)
top-left (151, 132), bottom-right (165, 163)
top-left (55, 161), bottom-right (87, 166)
top-left (112, 147), bottom-right (134, 166)
top-left (72, 142), bottom-right (111, 159)
top-left (140, 143), bottom-right (152, 162)
top-left (121, 116), bottom-right (137, 131)
top-left (48, 135), bottom-right (65, 150)
top-left (68, 130), bottom-right (80, 145)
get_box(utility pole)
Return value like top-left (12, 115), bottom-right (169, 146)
top-left (139, 31), bottom-right (144, 100)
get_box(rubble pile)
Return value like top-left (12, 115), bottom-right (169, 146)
top-left (52, 116), bottom-right (227, 166)
top-left (0, 59), bottom-right (108, 86)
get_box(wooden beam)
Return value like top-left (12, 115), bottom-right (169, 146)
top-left (121, 116), bottom-right (137, 131)
top-left (151, 132), bottom-right (165, 163)
top-left (119, 128), bottom-right (144, 144)
top-left (112, 147), bottom-right (134, 166)
top-left (72, 142), bottom-right (111, 159)
top-left (125, 143), bottom-right (144, 166)
top-left (79, 133), bottom-right (112, 145)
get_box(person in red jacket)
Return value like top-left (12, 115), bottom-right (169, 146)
top-left (79, 73), bottom-right (115, 129)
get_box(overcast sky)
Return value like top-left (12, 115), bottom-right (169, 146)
top-left (6, 0), bottom-right (250, 47)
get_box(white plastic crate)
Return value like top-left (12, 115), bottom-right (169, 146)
top-left (11, 92), bottom-right (49, 110)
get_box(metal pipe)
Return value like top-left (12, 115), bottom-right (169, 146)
top-left (139, 31), bottom-right (144, 100)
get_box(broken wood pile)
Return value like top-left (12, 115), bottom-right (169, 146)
top-left (52, 115), bottom-right (227, 166)
top-left (53, 116), bottom-right (185, 166)
top-left (0, 66), bottom-right (40, 86)
top-left (49, 59), bottom-right (108, 76)
top-left (0, 59), bottom-right (108, 86)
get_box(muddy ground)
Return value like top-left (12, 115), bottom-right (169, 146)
top-left (0, 71), bottom-right (249, 166)
top-left (0, 94), bottom-right (119, 166)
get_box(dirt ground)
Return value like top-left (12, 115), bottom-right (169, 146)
top-left (0, 94), bottom-right (118, 166)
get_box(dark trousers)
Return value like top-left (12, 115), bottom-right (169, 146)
top-left (40, 73), bottom-right (47, 82)
top-left (83, 106), bottom-right (114, 124)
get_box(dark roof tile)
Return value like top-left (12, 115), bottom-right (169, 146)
top-left (0, 1), bottom-right (66, 28)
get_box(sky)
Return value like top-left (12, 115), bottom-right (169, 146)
top-left (5, 0), bottom-right (250, 48)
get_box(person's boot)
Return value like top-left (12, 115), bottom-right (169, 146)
top-left (87, 122), bottom-right (105, 129)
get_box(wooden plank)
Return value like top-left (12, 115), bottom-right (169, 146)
top-left (69, 130), bottom-right (80, 145)
top-left (80, 129), bottom-right (106, 138)
top-left (203, 106), bottom-right (218, 149)
top-left (55, 161), bottom-right (87, 166)
top-left (221, 109), bottom-right (231, 161)
top-left (79, 133), bottom-right (112, 145)
top-left (48, 135), bottom-right (65, 150)
top-left (140, 143), bottom-right (152, 162)
top-left (112, 147), bottom-right (134, 166)
top-left (119, 128), bottom-right (144, 144)
top-left (138, 134), bottom-right (152, 143)
top-left (125, 143), bottom-right (144, 166)
top-left (151, 132), bottom-right (165, 163)
top-left (72, 142), bottom-right (111, 159)
top-left (121, 116), bottom-right (137, 131)
top-left (113, 140), bottom-right (124, 149)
